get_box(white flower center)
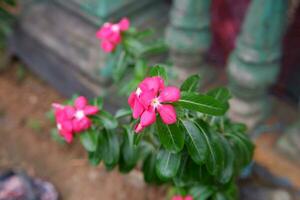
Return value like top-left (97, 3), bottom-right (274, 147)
top-left (112, 24), bottom-right (120, 32)
top-left (75, 110), bottom-right (85, 119)
top-left (151, 97), bottom-right (160, 108)
top-left (135, 87), bottom-right (142, 96)
top-left (57, 123), bottom-right (62, 130)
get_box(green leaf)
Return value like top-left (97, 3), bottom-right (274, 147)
top-left (134, 59), bottom-right (147, 79)
top-left (120, 125), bottom-right (139, 173)
top-left (177, 92), bottom-right (229, 116)
top-left (99, 130), bottom-right (120, 169)
top-left (207, 87), bottom-right (231, 103)
top-left (189, 185), bottom-right (214, 200)
top-left (142, 153), bottom-right (161, 184)
top-left (115, 107), bottom-right (132, 119)
top-left (80, 130), bottom-right (97, 152)
top-left (155, 149), bottom-right (181, 180)
top-left (112, 51), bottom-right (128, 82)
top-left (97, 111), bottom-right (118, 130)
top-left (225, 131), bottom-right (254, 169)
top-left (181, 120), bottom-right (207, 164)
top-left (92, 96), bottom-right (103, 110)
top-left (212, 193), bottom-right (227, 200)
top-left (156, 119), bottom-right (184, 153)
top-left (194, 121), bottom-right (224, 175)
top-left (217, 135), bottom-right (234, 184)
top-left (149, 64), bottom-right (168, 81)
top-left (180, 75), bottom-right (201, 92)
top-left (140, 41), bottom-right (168, 57)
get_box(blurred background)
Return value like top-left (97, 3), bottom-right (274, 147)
top-left (0, 0), bottom-right (299, 199)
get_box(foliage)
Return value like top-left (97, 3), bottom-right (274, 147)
top-left (51, 19), bottom-right (254, 200)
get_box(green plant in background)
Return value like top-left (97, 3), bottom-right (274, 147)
top-left (0, 0), bottom-right (17, 50)
top-left (50, 18), bottom-right (254, 200)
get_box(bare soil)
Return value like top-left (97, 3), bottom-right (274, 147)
top-left (0, 62), bottom-right (165, 200)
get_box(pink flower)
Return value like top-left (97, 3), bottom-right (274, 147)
top-left (171, 195), bottom-right (193, 200)
top-left (72, 96), bottom-right (99, 133)
top-left (128, 76), bottom-right (180, 133)
top-left (52, 96), bottom-right (99, 143)
top-left (96, 17), bottom-right (130, 53)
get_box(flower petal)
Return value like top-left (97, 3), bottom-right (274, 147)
top-left (157, 104), bottom-right (177, 124)
top-left (128, 92), bottom-right (136, 109)
top-left (159, 86), bottom-right (181, 103)
top-left (139, 90), bottom-right (156, 108)
top-left (75, 96), bottom-right (88, 109)
top-left (62, 130), bottom-right (73, 143)
top-left (140, 108), bottom-right (156, 127)
top-left (64, 105), bottom-right (75, 119)
top-left (134, 123), bottom-right (144, 133)
top-left (184, 196), bottom-right (193, 200)
top-left (84, 105), bottom-right (99, 115)
top-left (73, 117), bottom-right (92, 133)
top-left (61, 120), bottom-right (73, 132)
top-left (101, 40), bottom-right (115, 53)
top-left (118, 17), bottom-right (130, 31)
top-left (171, 196), bottom-right (184, 200)
top-left (96, 23), bottom-right (112, 39)
top-left (139, 76), bottom-right (164, 94)
top-left (133, 99), bottom-right (144, 119)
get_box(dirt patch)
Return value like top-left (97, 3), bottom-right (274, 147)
top-left (0, 62), bottom-right (165, 200)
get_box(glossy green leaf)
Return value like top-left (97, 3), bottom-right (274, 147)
top-left (217, 135), bottom-right (234, 184)
top-left (155, 149), bottom-right (181, 180)
top-left (149, 65), bottom-right (168, 81)
top-left (99, 130), bottom-right (120, 169)
top-left (180, 75), bottom-right (201, 92)
top-left (142, 153), bottom-right (161, 184)
top-left (120, 125), bottom-right (139, 173)
top-left (195, 121), bottom-right (224, 175)
top-left (115, 107), bottom-right (132, 119)
top-left (156, 119), bottom-right (184, 153)
top-left (177, 92), bottom-right (229, 116)
top-left (92, 96), bottom-right (103, 109)
top-left (181, 120), bottom-right (207, 164)
top-left (189, 185), bottom-right (214, 200)
top-left (97, 111), bottom-right (118, 130)
top-left (140, 41), bottom-right (168, 57)
top-left (80, 130), bottom-right (97, 152)
top-left (207, 87), bottom-right (231, 103)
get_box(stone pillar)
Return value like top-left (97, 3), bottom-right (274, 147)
top-left (165, 0), bottom-right (212, 81)
top-left (227, 0), bottom-right (289, 129)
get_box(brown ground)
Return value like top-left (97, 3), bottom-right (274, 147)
top-left (0, 62), bottom-right (165, 200)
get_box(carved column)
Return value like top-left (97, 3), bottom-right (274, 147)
top-left (165, 0), bottom-right (212, 80)
top-left (226, 0), bottom-right (288, 128)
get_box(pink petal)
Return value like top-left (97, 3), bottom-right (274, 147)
top-left (133, 99), bottom-right (144, 119)
top-left (172, 196), bottom-right (184, 200)
top-left (128, 92), bottom-right (135, 109)
top-left (184, 196), bottom-right (193, 200)
top-left (62, 131), bottom-right (73, 143)
top-left (140, 107), bottom-right (156, 127)
top-left (139, 90), bottom-right (156, 108)
top-left (74, 96), bottom-right (88, 109)
top-left (134, 123), bottom-right (144, 133)
top-left (118, 17), bottom-right (130, 31)
top-left (108, 31), bottom-right (121, 44)
top-left (61, 120), bottom-right (73, 132)
top-left (96, 23), bottom-right (112, 39)
top-left (157, 104), bottom-right (177, 124)
top-left (64, 106), bottom-right (75, 119)
top-left (139, 76), bottom-right (164, 94)
top-left (84, 105), bottom-right (99, 115)
top-left (159, 86), bottom-right (181, 103)
top-left (101, 40), bottom-right (115, 53)
top-left (73, 117), bottom-right (92, 133)
top-left (52, 103), bottom-right (64, 110)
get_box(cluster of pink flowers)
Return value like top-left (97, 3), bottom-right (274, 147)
top-left (96, 17), bottom-right (130, 53)
top-left (52, 96), bottom-right (99, 143)
top-left (172, 195), bottom-right (193, 200)
top-left (128, 76), bottom-right (181, 133)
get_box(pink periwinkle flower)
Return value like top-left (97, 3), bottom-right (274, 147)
top-left (171, 195), bottom-right (193, 200)
top-left (96, 17), bottom-right (130, 53)
top-left (52, 96), bottom-right (99, 143)
top-left (128, 76), bottom-right (180, 133)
